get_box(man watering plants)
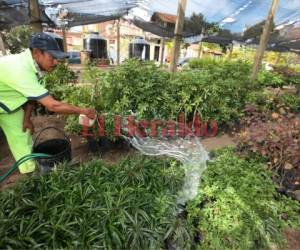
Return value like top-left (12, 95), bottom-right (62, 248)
top-left (0, 32), bottom-right (96, 174)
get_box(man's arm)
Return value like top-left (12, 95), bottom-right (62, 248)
top-left (38, 95), bottom-right (96, 119)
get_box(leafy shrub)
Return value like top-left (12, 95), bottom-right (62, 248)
top-left (272, 65), bottom-right (300, 91)
top-left (64, 59), bottom-right (256, 136)
top-left (94, 59), bottom-right (176, 120)
top-left (187, 148), bottom-right (300, 250)
top-left (257, 70), bottom-right (285, 88)
top-left (278, 93), bottom-right (300, 113)
top-left (172, 70), bottom-right (250, 125)
top-left (2, 25), bottom-right (32, 54)
top-left (188, 58), bottom-right (252, 83)
top-left (0, 155), bottom-right (193, 249)
top-left (244, 90), bottom-right (273, 110)
top-left (41, 63), bottom-right (77, 100)
top-left (245, 91), bottom-right (300, 113)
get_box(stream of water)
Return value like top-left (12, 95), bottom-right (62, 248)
top-left (128, 135), bottom-right (209, 205)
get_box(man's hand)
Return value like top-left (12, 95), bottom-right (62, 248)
top-left (23, 101), bottom-right (35, 135)
top-left (81, 108), bottom-right (97, 119)
top-left (23, 118), bottom-right (34, 135)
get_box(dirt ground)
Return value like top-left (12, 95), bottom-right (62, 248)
top-left (0, 115), bottom-right (299, 249)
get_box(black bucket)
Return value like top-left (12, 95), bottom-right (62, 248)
top-left (33, 127), bottom-right (71, 173)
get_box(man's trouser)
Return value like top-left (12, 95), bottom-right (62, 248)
top-left (0, 108), bottom-right (36, 174)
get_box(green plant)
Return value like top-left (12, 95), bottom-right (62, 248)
top-left (245, 91), bottom-right (300, 113)
top-left (278, 93), bottom-right (300, 113)
top-left (2, 25), bottom-right (32, 54)
top-left (272, 65), bottom-right (300, 91)
top-left (0, 155), bottom-right (194, 249)
top-left (187, 148), bottom-right (300, 250)
top-left (64, 58), bottom-right (265, 136)
top-left (41, 63), bottom-right (77, 100)
top-left (257, 70), bottom-right (285, 88)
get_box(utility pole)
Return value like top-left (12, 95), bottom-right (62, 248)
top-left (170, 0), bottom-right (187, 72)
top-left (0, 33), bottom-right (7, 56)
top-left (251, 0), bottom-right (280, 81)
top-left (116, 19), bottom-right (121, 65)
top-left (160, 38), bottom-right (165, 66)
top-left (29, 0), bottom-right (43, 32)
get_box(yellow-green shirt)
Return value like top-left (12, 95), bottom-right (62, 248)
top-left (0, 49), bottom-right (49, 114)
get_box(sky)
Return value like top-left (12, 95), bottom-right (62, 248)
top-left (42, 0), bottom-right (300, 33)
top-left (133, 0), bottom-right (300, 33)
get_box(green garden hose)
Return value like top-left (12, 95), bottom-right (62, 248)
top-left (0, 153), bottom-right (51, 183)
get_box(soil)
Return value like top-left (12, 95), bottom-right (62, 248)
top-left (284, 229), bottom-right (300, 250)
top-left (0, 115), bottom-right (299, 248)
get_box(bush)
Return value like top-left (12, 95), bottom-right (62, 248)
top-left (64, 59), bottom-right (256, 136)
top-left (187, 148), bottom-right (300, 250)
top-left (272, 65), bottom-right (300, 91)
top-left (2, 25), bottom-right (32, 54)
top-left (171, 70), bottom-right (250, 125)
top-left (41, 63), bottom-right (77, 100)
top-left (257, 70), bottom-right (285, 88)
top-left (188, 58), bottom-right (252, 83)
top-left (245, 91), bottom-right (300, 113)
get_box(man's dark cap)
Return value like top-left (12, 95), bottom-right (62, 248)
top-left (29, 32), bottom-right (69, 59)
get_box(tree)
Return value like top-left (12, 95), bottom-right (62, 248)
top-left (183, 13), bottom-right (218, 36)
top-left (2, 25), bottom-right (32, 54)
top-left (243, 20), bottom-right (278, 40)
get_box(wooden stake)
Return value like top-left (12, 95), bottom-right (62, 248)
top-left (275, 52), bottom-right (281, 64)
top-left (160, 38), bottom-right (165, 66)
top-left (62, 28), bottom-right (68, 52)
top-left (0, 33), bottom-right (7, 56)
top-left (29, 0), bottom-right (43, 32)
top-left (198, 27), bottom-right (205, 58)
top-left (198, 42), bottom-right (203, 58)
top-left (170, 0), bottom-right (187, 72)
top-left (251, 0), bottom-right (280, 81)
top-left (228, 44), bottom-right (233, 59)
top-left (117, 19), bottom-right (121, 65)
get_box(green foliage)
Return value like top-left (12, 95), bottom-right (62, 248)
top-left (245, 91), bottom-right (300, 113)
top-left (64, 58), bottom-right (257, 135)
top-left (41, 63), bottom-right (77, 100)
top-left (183, 13), bottom-right (218, 35)
top-left (185, 58), bottom-right (253, 124)
top-left (244, 90), bottom-right (273, 110)
top-left (2, 25), bottom-right (32, 54)
top-left (272, 65), bottom-right (300, 90)
top-left (94, 59), bottom-right (176, 120)
top-left (242, 20), bottom-right (277, 41)
top-left (257, 70), bottom-right (285, 88)
top-left (0, 155), bottom-right (194, 249)
top-left (187, 148), bottom-right (300, 250)
top-left (278, 93), bottom-right (300, 113)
